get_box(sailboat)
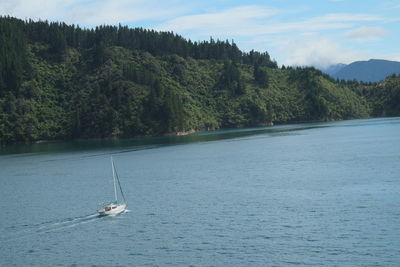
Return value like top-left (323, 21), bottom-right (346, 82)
top-left (97, 157), bottom-right (127, 216)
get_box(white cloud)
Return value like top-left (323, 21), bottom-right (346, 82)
top-left (68, 0), bottom-right (187, 26)
top-left (279, 36), bottom-right (365, 68)
top-left (156, 5), bottom-right (279, 37)
top-left (312, 13), bottom-right (382, 23)
top-left (345, 26), bottom-right (388, 40)
top-left (157, 8), bottom-right (384, 39)
top-left (0, 0), bottom-right (78, 21)
top-left (0, 0), bottom-right (186, 26)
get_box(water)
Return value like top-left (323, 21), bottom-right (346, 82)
top-left (1, 118), bottom-right (400, 266)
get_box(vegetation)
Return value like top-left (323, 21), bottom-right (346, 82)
top-left (354, 74), bottom-right (400, 116)
top-left (0, 16), bottom-right (399, 144)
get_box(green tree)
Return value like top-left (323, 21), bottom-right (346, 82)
top-left (253, 63), bottom-right (269, 87)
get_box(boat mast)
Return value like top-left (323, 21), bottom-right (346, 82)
top-left (114, 163), bottom-right (127, 203)
top-left (111, 157), bottom-right (118, 202)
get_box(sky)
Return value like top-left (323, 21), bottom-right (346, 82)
top-left (1, 0), bottom-right (399, 68)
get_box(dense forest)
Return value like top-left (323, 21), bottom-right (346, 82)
top-left (0, 16), bottom-right (399, 144)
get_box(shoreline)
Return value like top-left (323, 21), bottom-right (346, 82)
top-left (2, 116), bottom-right (396, 146)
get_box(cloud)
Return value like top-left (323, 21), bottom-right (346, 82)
top-left (279, 36), bottom-right (365, 68)
top-left (157, 8), bottom-right (384, 39)
top-left (312, 13), bottom-right (382, 23)
top-left (0, 0), bottom-right (186, 26)
top-left (156, 5), bottom-right (279, 37)
top-left (263, 13), bottom-right (382, 34)
top-left (68, 0), bottom-right (187, 26)
top-left (345, 26), bottom-right (389, 40)
top-left (0, 0), bottom-right (77, 21)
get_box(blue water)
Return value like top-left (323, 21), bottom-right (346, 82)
top-left (1, 118), bottom-right (400, 266)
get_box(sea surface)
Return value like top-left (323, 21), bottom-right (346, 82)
top-left (1, 118), bottom-right (400, 266)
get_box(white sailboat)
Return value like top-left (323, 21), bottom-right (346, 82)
top-left (97, 157), bottom-right (127, 216)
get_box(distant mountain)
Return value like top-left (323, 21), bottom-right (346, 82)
top-left (326, 59), bottom-right (400, 82)
top-left (322, 63), bottom-right (347, 76)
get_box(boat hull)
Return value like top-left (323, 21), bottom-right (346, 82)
top-left (98, 203), bottom-right (126, 216)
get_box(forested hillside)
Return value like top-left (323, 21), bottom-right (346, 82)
top-left (0, 16), bottom-right (398, 144)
